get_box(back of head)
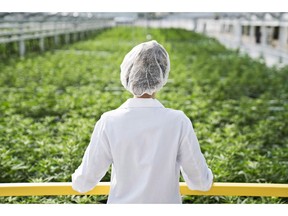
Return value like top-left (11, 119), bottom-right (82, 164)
top-left (120, 40), bottom-right (170, 96)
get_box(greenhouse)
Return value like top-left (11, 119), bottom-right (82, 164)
top-left (0, 12), bottom-right (287, 204)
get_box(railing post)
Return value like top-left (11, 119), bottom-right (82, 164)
top-left (235, 20), bottom-right (242, 48)
top-left (19, 22), bottom-right (25, 58)
top-left (73, 22), bottom-right (78, 42)
top-left (65, 23), bottom-right (70, 44)
top-left (249, 24), bottom-right (255, 44)
top-left (260, 22), bottom-right (268, 58)
top-left (220, 22), bottom-right (225, 33)
top-left (193, 18), bottom-right (198, 31)
top-left (202, 22), bottom-right (207, 34)
top-left (261, 24), bottom-right (268, 48)
top-left (39, 22), bottom-right (45, 52)
top-left (54, 22), bottom-right (59, 46)
top-left (278, 26), bottom-right (288, 51)
top-left (80, 24), bottom-right (85, 40)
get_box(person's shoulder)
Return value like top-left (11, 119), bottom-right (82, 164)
top-left (99, 107), bottom-right (129, 122)
top-left (164, 108), bottom-right (190, 121)
top-left (165, 107), bottom-right (182, 115)
top-left (165, 109), bottom-right (195, 131)
top-left (100, 109), bottom-right (121, 119)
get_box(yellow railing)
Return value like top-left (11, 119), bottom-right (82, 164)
top-left (0, 182), bottom-right (288, 197)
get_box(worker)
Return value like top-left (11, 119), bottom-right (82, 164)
top-left (72, 40), bottom-right (213, 203)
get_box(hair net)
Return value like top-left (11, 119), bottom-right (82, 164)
top-left (120, 40), bottom-right (170, 96)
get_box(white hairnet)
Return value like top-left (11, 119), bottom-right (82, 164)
top-left (120, 40), bottom-right (170, 96)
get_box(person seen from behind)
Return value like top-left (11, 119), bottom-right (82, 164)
top-left (72, 40), bottom-right (213, 203)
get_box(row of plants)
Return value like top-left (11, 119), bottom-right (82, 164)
top-left (0, 26), bottom-right (287, 203)
top-left (0, 28), bottom-right (108, 59)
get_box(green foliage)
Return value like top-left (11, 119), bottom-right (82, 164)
top-left (0, 26), bottom-right (287, 204)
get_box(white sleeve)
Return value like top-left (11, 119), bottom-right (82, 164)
top-left (72, 115), bottom-right (112, 193)
top-left (177, 114), bottom-right (213, 191)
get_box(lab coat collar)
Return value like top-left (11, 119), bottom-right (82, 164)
top-left (119, 98), bottom-right (165, 108)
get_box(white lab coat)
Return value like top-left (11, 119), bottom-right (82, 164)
top-left (72, 98), bottom-right (213, 204)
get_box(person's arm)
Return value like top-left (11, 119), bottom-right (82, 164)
top-left (177, 114), bottom-right (213, 191)
top-left (72, 115), bottom-right (112, 193)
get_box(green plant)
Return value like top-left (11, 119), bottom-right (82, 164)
top-left (0, 26), bottom-right (287, 204)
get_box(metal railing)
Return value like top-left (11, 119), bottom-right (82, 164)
top-left (0, 182), bottom-right (287, 197)
top-left (0, 19), bottom-right (115, 57)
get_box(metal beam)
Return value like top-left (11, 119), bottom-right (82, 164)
top-left (0, 182), bottom-right (287, 197)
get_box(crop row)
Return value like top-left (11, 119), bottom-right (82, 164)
top-left (0, 27), bottom-right (287, 203)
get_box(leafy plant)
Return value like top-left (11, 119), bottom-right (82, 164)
top-left (0, 26), bottom-right (287, 204)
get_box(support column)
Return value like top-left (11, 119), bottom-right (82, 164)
top-left (261, 25), bottom-right (267, 48)
top-left (73, 22), bottom-right (78, 42)
top-left (223, 23), bottom-right (227, 33)
top-left (19, 40), bottom-right (25, 57)
top-left (234, 20), bottom-right (242, 47)
top-left (202, 22), bottom-right (207, 34)
top-left (19, 23), bottom-right (25, 57)
top-left (278, 26), bottom-right (288, 51)
top-left (54, 23), bottom-right (59, 46)
top-left (54, 34), bottom-right (59, 46)
top-left (65, 32), bottom-right (70, 44)
top-left (39, 37), bottom-right (44, 52)
top-left (73, 33), bottom-right (78, 42)
top-left (220, 23), bottom-right (225, 33)
top-left (64, 23), bottom-right (70, 44)
top-left (193, 18), bottom-right (198, 31)
top-left (249, 25), bottom-right (255, 43)
top-left (80, 32), bottom-right (84, 40)
top-left (39, 23), bottom-right (45, 52)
